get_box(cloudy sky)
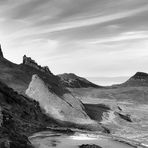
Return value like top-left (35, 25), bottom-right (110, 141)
top-left (0, 0), bottom-right (148, 85)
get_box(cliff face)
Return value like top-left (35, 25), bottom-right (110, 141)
top-left (23, 55), bottom-right (52, 75)
top-left (26, 74), bottom-right (96, 125)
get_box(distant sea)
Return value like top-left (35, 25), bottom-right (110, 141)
top-left (86, 76), bottom-right (129, 86)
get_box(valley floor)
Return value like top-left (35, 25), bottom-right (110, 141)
top-left (70, 87), bottom-right (148, 147)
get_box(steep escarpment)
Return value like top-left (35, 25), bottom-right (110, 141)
top-left (26, 74), bottom-right (95, 125)
top-left (58, 73), bottom-right (101, 88)
top-left (0, 80), bottom-right (58, 148)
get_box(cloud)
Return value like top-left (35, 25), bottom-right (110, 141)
top-left (1, 0), bottom-right (148, 82)
top-left (6, 4), bottom-right (148, 39)
top-left (88, 31), bottom-right (148, 44)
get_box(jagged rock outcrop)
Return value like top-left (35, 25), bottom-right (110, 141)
top-left (26, 74), bottom-right (96, 125)
top-left (23, 55), bottom-right (52, 75)
top-left (0, 45), bottom-right (4, 58)
top-left (58, 73), bottom-right (101, 88)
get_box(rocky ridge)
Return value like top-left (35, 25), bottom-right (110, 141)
top-left (23, 55), bottom-right (52, 75)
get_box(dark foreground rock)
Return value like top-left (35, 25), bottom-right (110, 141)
top-left (0, 80), bottom-right (58, 148)
top-left (79, 144), bottom-right (102, 148)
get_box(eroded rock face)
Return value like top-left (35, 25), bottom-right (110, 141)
top-left (26, 74), bottom-right (95, 125)
top-left (23, 55), bottom-right (52, 75)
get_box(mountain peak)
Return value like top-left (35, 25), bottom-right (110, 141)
top-left (0, 45), bottom-right (4, 58)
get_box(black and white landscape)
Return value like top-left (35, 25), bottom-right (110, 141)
top-left (0, 0), bottom-right (148, 148)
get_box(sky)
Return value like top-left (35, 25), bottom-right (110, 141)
top-left (0, 0), bottom-right (148, 85)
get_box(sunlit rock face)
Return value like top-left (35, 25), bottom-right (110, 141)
top-left (26, 74), bottom-right (95, 125)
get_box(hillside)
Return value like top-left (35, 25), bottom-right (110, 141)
top-left (113, 72), bottom-right (148, 88)
top-left (58, 73), bottom-right (102, 88)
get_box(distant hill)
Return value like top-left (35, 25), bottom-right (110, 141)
top-left (57, 73), bottom-right (102, 88)
top-left (114, 72), bottom-right (148, 87)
